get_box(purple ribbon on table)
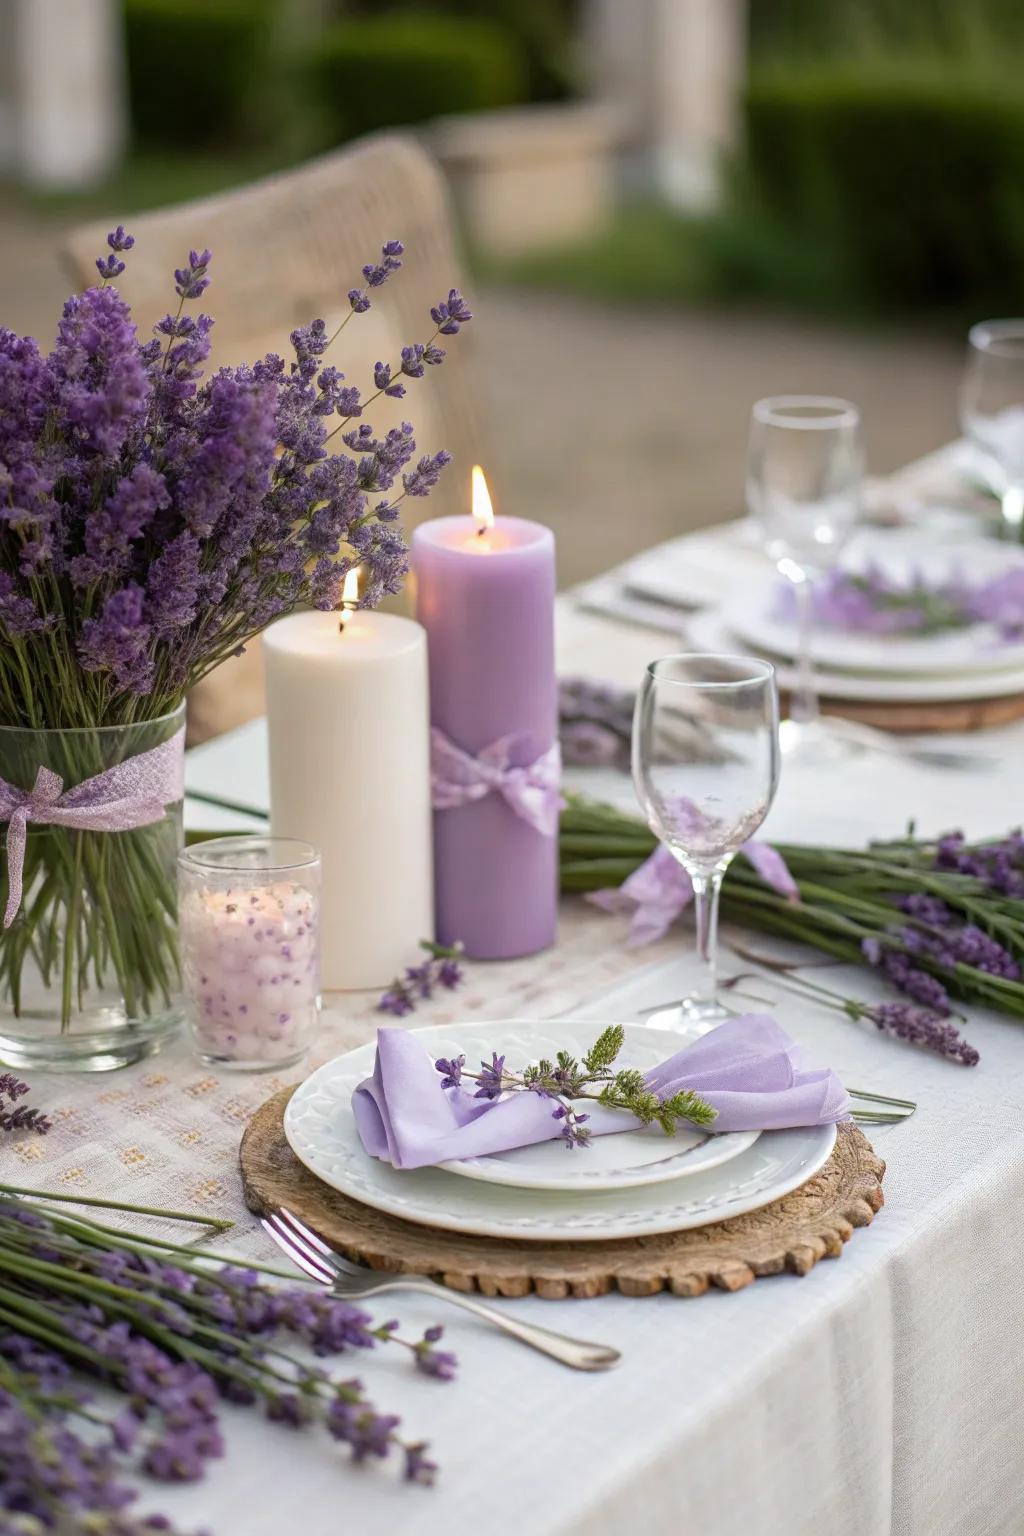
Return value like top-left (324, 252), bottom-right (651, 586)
top-left (589, 841), bottom-right (799, 947)
top-left (430, 727), bottom-right (563, 837)
top-left (0, 727), bottom-right (185, 928)
top-left (353, 1014), bottom-right (850, 1170)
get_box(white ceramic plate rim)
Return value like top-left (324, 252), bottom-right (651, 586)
top-left (686, 610), bottom-right (1024, 702)
top-left (723, 585), bottom-right (1024, 679)
top-left (282, 1020), bottom-right (839, 1241)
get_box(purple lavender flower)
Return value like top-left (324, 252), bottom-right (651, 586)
top-left (96, 221), bottom-right (135, 279)
top-left (434, 1054), bottom-right (465, 1090)
top-left (404, 1443), bottom-right (438, 1485)
top-left (362, 239), bottom-right (404, 288)
top-left (71, 463), bottom-right (171, 587)
top-left (373, 360), bottom-right (406, 399)
top-left (865, 1001), bottom-right (979, 1065)
top-left (400, 344), bottom-right (425, 380)
top-left (145, 532), bottom-right (203, 637)
top-left (78, 584), bottom-right (154, 694)
top-left (349, 288), bottom-right (371, 313)
top-left (436, 957), bottom-right (463, 990)
top-left (413, 1340), bottom-right (458, 1382)
top-left (0, 1072), bottom-right (51, 1134)
top-left (0, 571), bottom-right (47, 638)
top-left (473, 1052), bottom-right (507, 1100)
top-left (174, 248), bottom-right (212, 301)
top-left (551, 1102), bottom-right (593, 1147)
top-left (50, 284), bottom-right (151, 457)
top-left (378, 987), bottom-right (414, 1018)
top-left (896, 892), bottom-right (953, 925)
top-left (402, 449), bottom-right (453, 499)
top-left (430, 289), bottom-right (473, 335)
top-left (97, 252), bottom-right (127, 281)
top-left (862, 937), bottom-right (953, 1014)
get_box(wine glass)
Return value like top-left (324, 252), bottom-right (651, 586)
top-left (746, 396), bottom-right (863, 759)
top-left (632, 654), bottom-right (780, 1032)
top-left (961, 321), bottom-right (1024, 538)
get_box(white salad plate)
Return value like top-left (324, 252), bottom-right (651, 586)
top-left (684, 609), bottom-right (1024, 704)
top-left (283, 1019), bottom-right (837, 1242)
top-left (722, 582), bottom-right (1024, 680)
top-left (626, 532), bottom-right (1024, 679)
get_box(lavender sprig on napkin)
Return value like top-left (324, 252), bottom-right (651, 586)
top-left (352, 1015), bottom-right (850, 1170)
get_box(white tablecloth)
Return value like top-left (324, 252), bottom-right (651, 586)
top-left (16, 494), bottom-right (1024, 1536)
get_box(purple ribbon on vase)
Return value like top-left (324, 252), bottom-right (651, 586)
top-left (589, 840), bottom-right (799, 946)
top-left (430, 727), bottom-right (563, 837)
top-left (0, 727), bottom-right (186, 928)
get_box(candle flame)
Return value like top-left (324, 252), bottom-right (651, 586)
top-left (342, 566), bottom-right (360, 608)
top-left (471, 465), bottom-right (495, 534)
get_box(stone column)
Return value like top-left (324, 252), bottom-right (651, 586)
top-left (0, 0), bottom-right (126, 188)
top-left (586, 0), bottom-right (748, 208)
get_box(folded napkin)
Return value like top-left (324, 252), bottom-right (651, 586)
top-left (352, 1014), bottom-right (850, 1171)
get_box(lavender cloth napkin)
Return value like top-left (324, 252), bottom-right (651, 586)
top-left (352, 1014), bottom-right (850, 1171)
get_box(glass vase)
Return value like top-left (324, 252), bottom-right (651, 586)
top-left (0, 705), bottom-right (185, 1071)
top-left (178, 837), bottom-right (321, 1072)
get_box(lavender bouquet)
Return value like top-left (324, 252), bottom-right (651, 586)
top-left (0, 1192), bottom-right (455, 1527)
top-left (0, 229), bottom-right (469, 1052)
top-left (562, 799), bottom-right (1024, 1061)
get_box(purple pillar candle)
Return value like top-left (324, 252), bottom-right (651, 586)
top-left (412, 487), bottom-right (557, 959)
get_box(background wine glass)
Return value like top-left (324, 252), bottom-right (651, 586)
top-left (746, 396), bottom-right (862, 757)
top-left (961, 321), bottom-right (1024, 539)
top-left (632, 654), bottom-right (780, 1032)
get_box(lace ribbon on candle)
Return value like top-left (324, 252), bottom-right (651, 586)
top-left (0, 727), bottom-right (185, 927)
top-left (430, 728), bottom-right (562, 837)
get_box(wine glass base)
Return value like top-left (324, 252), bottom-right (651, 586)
top-left (642, 1001), bottom-right (729, 1040)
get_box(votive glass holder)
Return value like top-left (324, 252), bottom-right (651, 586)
top-left (177, 837), bottom-right (320, 1071)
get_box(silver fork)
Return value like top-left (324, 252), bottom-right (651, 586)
top-left (818, 714), bottom-right (996, 771)
top-left (261, 1206), bottom-right (621, 1373)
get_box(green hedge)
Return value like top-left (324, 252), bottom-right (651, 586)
top-left (744, 67), bottom-right (1024, 312)
top-left (356, 0), bottom-right (577, 102)
top-left (305, 14), bottom-right (528, 144)
top-left (124, 0), bottom-right (274, 150)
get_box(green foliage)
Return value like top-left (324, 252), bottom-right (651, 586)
top-left (744, 64), bottom-right (1024, 314)
top-left (507, 1023), bottom-right (716, 1140)
top-left (124, 0), bottom-right (275, 151)
top-left (750, 0), bottom-right (1024, 64)
top-left (583, 1023), bottom-right (625, 1074)
top-left (304, 14), bottom-right (528, 146)
top-left (347, 0), bottom-right (578, 103)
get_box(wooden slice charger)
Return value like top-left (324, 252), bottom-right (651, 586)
top-left (789, 688), bottom-right (1024, 734)
top-left (240, 1089), bottom-right (885, 1299)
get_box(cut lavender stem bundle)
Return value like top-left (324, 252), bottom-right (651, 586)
top-left (0, 1192), bottom-right (457, 1529)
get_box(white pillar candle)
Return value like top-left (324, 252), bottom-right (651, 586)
top-left (263, 608), bottom-right (433, 989)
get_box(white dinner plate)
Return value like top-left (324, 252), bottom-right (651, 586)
top-left (283, 1020), bottom-right (837, 1242)
top-left (685, 609), bottom-right (1024, 704)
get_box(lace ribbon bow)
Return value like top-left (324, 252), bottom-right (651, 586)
top-left (0, 727), bottom-right (185, 928)
top-left (430, 728), bottom-right (562, 837)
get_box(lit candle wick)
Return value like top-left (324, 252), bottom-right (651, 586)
top-left (338, 566), bottom-right (361, 635)
top-left (471, 464), bottom-right (495, 540)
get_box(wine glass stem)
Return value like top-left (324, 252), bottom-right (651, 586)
top-left (790, 572), bottom-right (820, 725)
top-left (690, 868), bottom-right (723, 1009)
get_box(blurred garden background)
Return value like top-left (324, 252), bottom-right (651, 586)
top-left (2, 0), bottom-right (1022, 583)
